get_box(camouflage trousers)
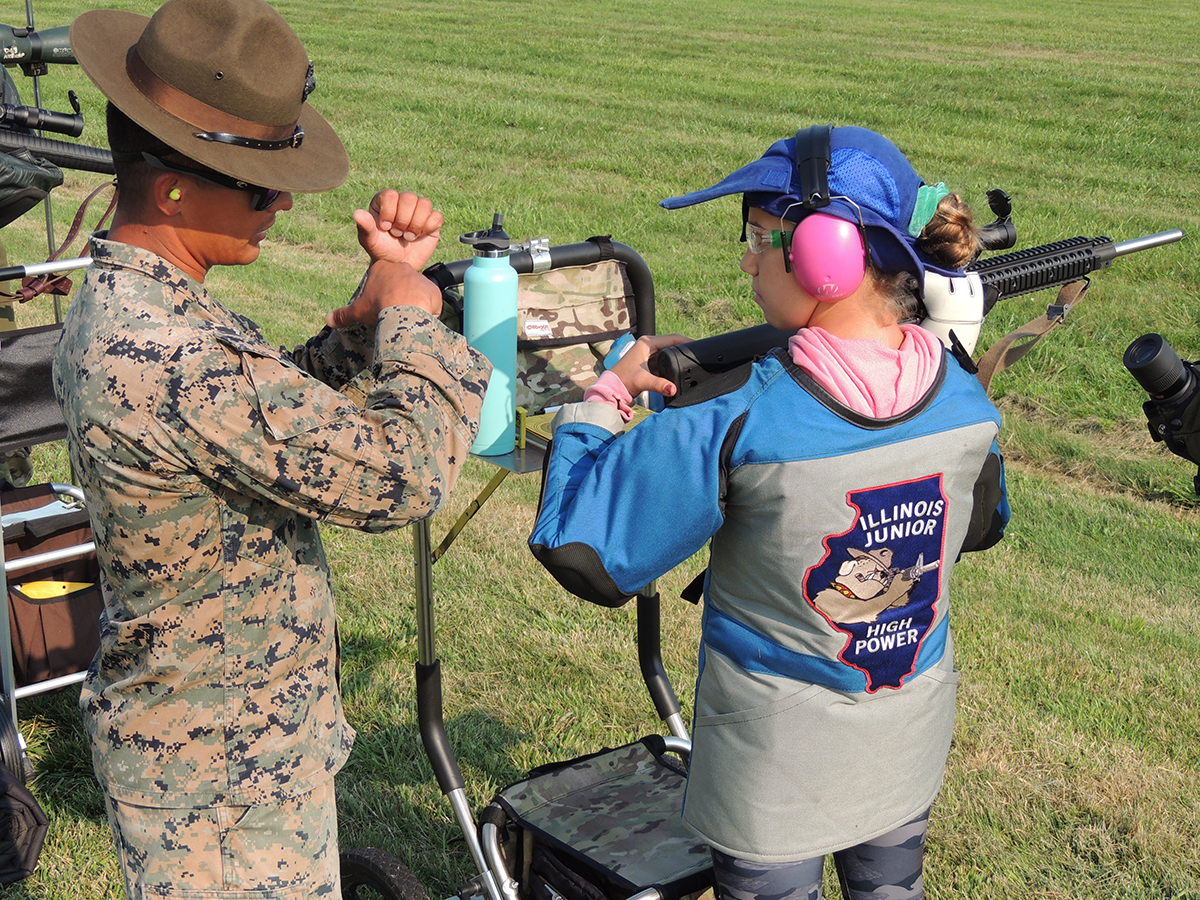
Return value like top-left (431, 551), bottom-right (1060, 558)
top-left (711, 808), bottom-right (929, 900)
top-left (104, 779), bottom-right (340, 899)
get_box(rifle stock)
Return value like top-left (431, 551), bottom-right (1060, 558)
top-left (655, 229), bottom-right (1184, 397)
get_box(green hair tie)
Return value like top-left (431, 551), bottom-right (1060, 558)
top-left (908, 182), bottom-right (950, 237)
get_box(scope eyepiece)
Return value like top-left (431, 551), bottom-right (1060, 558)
top-left (1123, 333), bottom-right (1196, 406)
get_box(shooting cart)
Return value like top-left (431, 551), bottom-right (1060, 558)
top-left (0, 6), bottom-right (113, 885)
top-left (340, 237), bottom-right (718, 900)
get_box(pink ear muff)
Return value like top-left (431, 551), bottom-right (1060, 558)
top-left (788, 213), bottom-right (866, 301)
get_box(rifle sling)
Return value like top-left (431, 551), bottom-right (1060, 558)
top-left (974, 280), bottom-right (1090, 394)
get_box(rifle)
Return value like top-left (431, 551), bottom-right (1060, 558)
top-left (0, 22), bottom-right (112, 172)
top-left (655, 228), bottom-right (1185, 396)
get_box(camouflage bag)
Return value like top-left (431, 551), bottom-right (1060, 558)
top-left (515, 259), bottom-right (635, 414)
top-left (485, 736), bottom-right (712, 900)
top-left (440, 259), bottom-right (637, 416)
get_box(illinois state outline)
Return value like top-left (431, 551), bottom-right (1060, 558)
top-left (804, 474), bottom-right (947, 692)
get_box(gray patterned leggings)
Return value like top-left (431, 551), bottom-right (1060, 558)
top-left (710, 808), bottom-right (929, 900)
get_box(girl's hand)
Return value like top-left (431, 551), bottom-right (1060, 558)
top-left (609, 333), bottom-right (692, 398)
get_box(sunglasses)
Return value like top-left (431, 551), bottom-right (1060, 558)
top-left (141, 152), bottom-right (283, 211)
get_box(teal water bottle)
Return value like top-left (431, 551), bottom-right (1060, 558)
top-left (462, 212), bottom-right (518, 456)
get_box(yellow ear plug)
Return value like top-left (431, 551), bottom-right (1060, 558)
top-left (169, 188), bottom-right (181, 200)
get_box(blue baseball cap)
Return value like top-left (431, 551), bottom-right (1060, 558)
top-left (660, 125), bottom-right (961, 280)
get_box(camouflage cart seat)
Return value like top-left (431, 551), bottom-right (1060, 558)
top-left (487, 737), bottom-right (712, 900)
top-left (512, 256), bottom-right (636, 413)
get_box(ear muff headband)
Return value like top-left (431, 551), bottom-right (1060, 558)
top-left (785, 124), bottom-right (867, 300)
top-left (792, 124), bottom-right (832, 210)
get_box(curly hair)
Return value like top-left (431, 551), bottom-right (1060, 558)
top-left (871, 193), bottom-right (979, 322)
top-left (918, 193), bottom-right (979, 271)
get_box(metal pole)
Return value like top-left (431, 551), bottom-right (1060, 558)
top-left (23, 0), bottom-right (64, 321)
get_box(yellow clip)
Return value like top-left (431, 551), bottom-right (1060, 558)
top-left (516, 406), bottom-right (527, 449)
top-left (15, 581), bottom-right (93, 600)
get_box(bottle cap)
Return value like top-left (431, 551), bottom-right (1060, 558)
top-left (461, 211), bottom-right (511, 255)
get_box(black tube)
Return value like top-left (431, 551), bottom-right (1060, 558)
top-left (415, 660), bottom-right (464, 795)
top-left (977, 218), bottom-right (1017, 252)
top-left (424, 238), bottom-right (656, 338)
top-left (2, 102), bottom-right (83, 137)
top-left (652, 323), bottom-right (790, 395)
top-left (1124, 333), bottom-right (1197, 406)
top-left (0, 130), bottom-right (114, 173)
top-left (636, 591), bottom-right (682, 724)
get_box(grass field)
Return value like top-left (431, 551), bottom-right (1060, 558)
top-left (2, 0), bottom-right (1199, 898)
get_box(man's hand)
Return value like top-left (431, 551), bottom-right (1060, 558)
top-left (326, 260), bottom-right (442, 329)
top-left (354, 190), bottom-right (443, 270)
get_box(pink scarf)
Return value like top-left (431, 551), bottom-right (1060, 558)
top-left (789, 324), bottom-right (943, 417)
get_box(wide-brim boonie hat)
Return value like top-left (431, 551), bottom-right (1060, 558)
top-left (660, 126), bottom-right (961, 280)
top-left (71, 0), bottom-right (348, 194)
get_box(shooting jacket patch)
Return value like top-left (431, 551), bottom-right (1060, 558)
top-left (805, 475), bottom-right (947, 692)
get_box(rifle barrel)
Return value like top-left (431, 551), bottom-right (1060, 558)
top-left (969, 228), bottom-right (1185, 309)
top-left (0, 256), bottom-right (91, 281)
top-left (1112, 229), bottom-right (1185, 258)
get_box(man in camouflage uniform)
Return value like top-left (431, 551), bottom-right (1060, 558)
top-left (52, 0), bottom-right (490, 896)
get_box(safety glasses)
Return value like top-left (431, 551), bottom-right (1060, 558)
top-left (141, 152), bottom-right (283, 211)
top-left (743, 221), bottom-right (792, 255)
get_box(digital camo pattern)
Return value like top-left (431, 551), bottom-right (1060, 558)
top-left (53, 236), bottom-right (489, 808)
top-left (711, 810), bottom-right (929, 900)
top-left (515, 261), bottom-right (633, 413)
top-left (499, 740), bottom-right (710, 890)
top-left (106, 779), bottom-right (339, 898)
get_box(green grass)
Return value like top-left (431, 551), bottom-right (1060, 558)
top-left (3, 0), bottom-right (1200, 897)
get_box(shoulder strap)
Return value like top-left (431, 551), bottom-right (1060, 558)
top-left (974, 280), bottom-right (1089, 394)
top-left (1, 177), bottom-right (117, 305)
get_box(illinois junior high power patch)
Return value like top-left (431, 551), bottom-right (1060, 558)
top-left (804, 475), bottom-right (947, 692)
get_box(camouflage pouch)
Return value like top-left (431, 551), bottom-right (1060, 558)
top-left (515, 260), bottom-right (635, 414)
top-left (441, 259), bottom-right (637, 417)
top-left (488, 736), bottom-right (712, 900)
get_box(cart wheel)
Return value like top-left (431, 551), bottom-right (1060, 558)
top-left (341, 847), bottom-right (431, 900)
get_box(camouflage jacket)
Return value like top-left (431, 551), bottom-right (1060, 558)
top-left (53, 236), bottom-right (489, 807)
